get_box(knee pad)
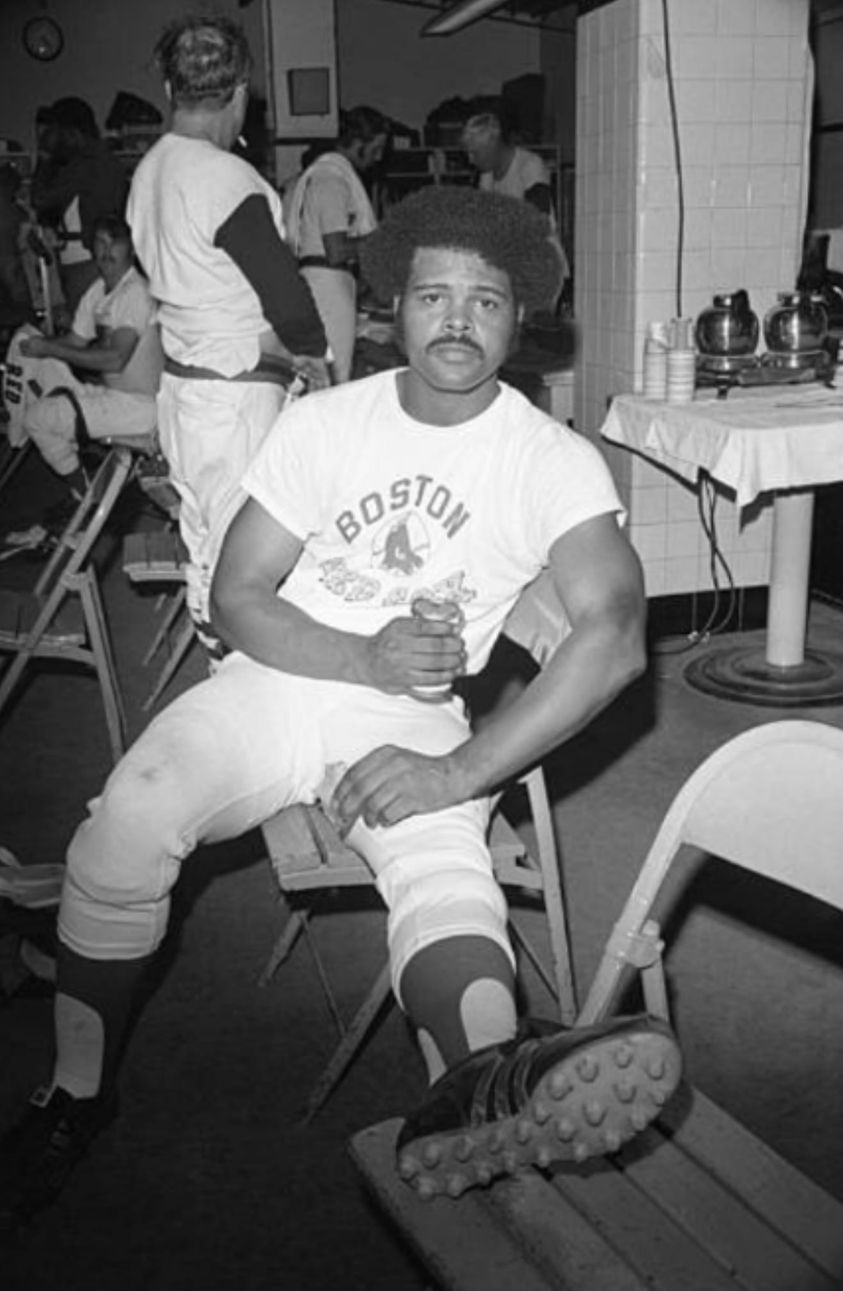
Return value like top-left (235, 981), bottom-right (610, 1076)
top-left (60, 751), bottom-right (197, 960)
top-left (386, 863), bottom-right (511, 996)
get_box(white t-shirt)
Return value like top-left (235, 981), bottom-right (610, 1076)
top-left (72, 266), bottom-right (161, 396)
top-left (242, 370), bottom-right (624, 674)
top-left (479, 147), bottom-right (549, 202)
top-left (127, 133), bottom-right (286, 376)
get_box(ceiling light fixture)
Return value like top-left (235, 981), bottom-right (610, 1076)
top-left (422, 0), bottom-right (508, 36)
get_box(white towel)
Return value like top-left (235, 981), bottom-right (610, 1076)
top-left (285, 152), bottom-right (377, 258)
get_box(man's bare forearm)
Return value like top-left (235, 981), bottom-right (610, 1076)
top-left (212, 582), bottom-right (369, 683)
top-left (447, 601), bottom-right (646, 803)
top-left (36, 338), bottom-right (127, 374)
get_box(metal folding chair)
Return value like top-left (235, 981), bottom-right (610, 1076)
top-left (0, 446), bottom-right (132, 762)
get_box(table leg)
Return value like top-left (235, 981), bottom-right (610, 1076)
top-left (766, 490), bottom-right (813, 667)
top-left (684, 487), bottom-right (843, 707)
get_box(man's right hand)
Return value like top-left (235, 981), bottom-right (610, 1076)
top-left (291, 354), bottom-right (332, 390)
top-left (362, 613), bottom-right (466, 698)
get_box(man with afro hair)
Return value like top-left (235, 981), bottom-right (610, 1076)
top-left (0, 186), bottom-right (680, 1225)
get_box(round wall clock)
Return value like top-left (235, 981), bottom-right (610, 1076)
top-left (23, 16), bottom-right (65, 62)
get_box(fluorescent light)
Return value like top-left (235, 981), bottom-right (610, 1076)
top-left (422, 0), bottom-right (508, 36)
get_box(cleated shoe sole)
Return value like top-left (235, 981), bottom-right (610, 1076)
top-left (396, 1015), bottom-right (682, 1201)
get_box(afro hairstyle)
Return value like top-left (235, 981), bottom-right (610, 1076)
top-left (360, 185), bottom-right (562, 315)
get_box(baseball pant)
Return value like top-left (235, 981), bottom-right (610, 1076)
top-left (60, 653), bottom-right (512, 999)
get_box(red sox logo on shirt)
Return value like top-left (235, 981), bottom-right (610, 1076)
top-left (319, 487), bottom-right (477, 609)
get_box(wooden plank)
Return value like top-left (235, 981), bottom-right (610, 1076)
top-left (482, 1170), bottom-right (650, 1291)
top-left (615, 1125), bottom-right (840, 1291)
top-left (349, 1118), bottom-right (640, 1291)
top-left (551, 1153), bottom-right (752, 1291)
top-left (659, 1085), bottom-right (843, 1282)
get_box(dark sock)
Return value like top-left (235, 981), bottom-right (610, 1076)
top-left (399, 936), bottom-right (516, 1073)
top-left (55, 943), bottom-right (154, 1096)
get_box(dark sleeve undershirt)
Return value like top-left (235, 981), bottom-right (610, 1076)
top-left (214, 193), bottom-right (327, 357)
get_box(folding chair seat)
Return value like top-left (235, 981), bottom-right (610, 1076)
top-left (259, 764), bottom-right (576, 1120)
top-left (350, 720), bottom-right (843, 1291)
top-left (0, 446), bottom-right (132, 763)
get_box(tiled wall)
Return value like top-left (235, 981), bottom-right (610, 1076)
top-left (573, 0), bottom-right (811, 597)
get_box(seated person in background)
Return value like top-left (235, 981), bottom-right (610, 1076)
top-left (285, 106), bottom-right (389, 383)
top-left (0, 187), bottom-right (680, 1230)
top-left (460, 100), bottom-right (570, 296)
top-left (4, 214), bottom-right (162, 541)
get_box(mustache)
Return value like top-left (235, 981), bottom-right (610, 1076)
top-left (428, 335), bottom-right (484, 355)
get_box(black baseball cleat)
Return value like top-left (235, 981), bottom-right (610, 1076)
top-left (0, 1085), bottom-right (117, 1233)
top-left (396, 1015), bottom-right (682, 1200)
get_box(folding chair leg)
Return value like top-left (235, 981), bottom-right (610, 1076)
top-left (303, 961), bottom-right (393, 1122)
top-left (142, 617), bottom-right (197, 710)
top-left (80, 574), bottom-right (126, 761)
top-left (143, 586), bottom-right (188, 666)
top-left (259, 906), bottom-right (309, 987)
top-left (524, 768), bottom-right (577, 1023)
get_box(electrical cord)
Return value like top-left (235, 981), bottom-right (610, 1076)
top-left (652, 476), bottom-right (738, 656)
top-left (661, 0), bottom-right (685, 320)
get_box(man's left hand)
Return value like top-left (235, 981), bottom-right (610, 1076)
top-left (292, 355), bottom-right (332, 390)
top-left (331, 745), bottom-right (463, 833)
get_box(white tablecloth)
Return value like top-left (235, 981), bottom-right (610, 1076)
top-left (601, 387), bottom-right (843, 507)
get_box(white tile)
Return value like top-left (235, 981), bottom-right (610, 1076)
top-left (715, 37), bottom-right (755, 79)
top-left (742, 246), bottom-right (784, 292)
top-left (713, 166), bottom-right (752, 208)
top-left (676, 80), bottom-right (716, 125)
top-left (663, 556), bottom-right (704, 594)
top-left (682, 249), bottom-right (714, 290)
top-left (666, 520), bottom-right (704, 558)
top-left (683, 165), bottom-right (716, 207)
top-left (674, 35), bottom-right (720, 79)
top-left (750, 123), bottom-right (788, 164)
top-left (642, 562), bottom-right (667, 596)
top-left (630, 486), bottom-right (669, 525)
top-left (786, 122), bottom-right (809, 165)
top-left (712, 207), bottom-right (749, 248)
top-left (752, 206), bottom-right (785, 250)
top-left (679, 122), bottom-right (715, 165)
top-left (717, 0), bottom-right (757, 36)
top-left (640, 165), bottom-right (679, 208)
top-left (639, 207), bottom-right (679, 252)
top-left (670, 2), bottom-right (717, 36)
top-left (752, 80), bottom-right (788, 123)
top-left (639, 123), bottom-right (676, 168)
top-left (638, 251), bottom-right (679, 292)
top-left (667, 480), bottom-right (702, 521)
top-left (629, 524), bottom-right (667, 562)
top-left (714, 123), bottom-right (751, 165)
top-left (711, 247), bottom-right (750, 288)
top-left (752, 36), bottom-right (792, 78)
top-left (682, 209), bottom-right (713, 250)
top-left (714, 80), bottom-right (753, 124)
top-left (748, 164), bottom-right (785, 208)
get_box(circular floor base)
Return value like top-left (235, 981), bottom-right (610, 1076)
top-left (684, 646), bottom-right (843, 707)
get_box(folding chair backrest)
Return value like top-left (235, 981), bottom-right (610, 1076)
top-left (36, 447), bottom-right (133, 597)
top-left (578, 719), bottom-right (843, 1025)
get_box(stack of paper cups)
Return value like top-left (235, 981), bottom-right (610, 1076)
top-left (666, 346), bottom-right (696, 404)
top-left (642, 322), bottom-right (669, 399)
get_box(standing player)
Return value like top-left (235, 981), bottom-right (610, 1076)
top-left (0, 187), bottom-right (680, 1227)
top-left (127, 13), bottom-right (330, 653)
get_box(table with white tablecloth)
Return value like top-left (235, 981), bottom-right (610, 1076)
top-left (601, 385), bottom-right (843, 705)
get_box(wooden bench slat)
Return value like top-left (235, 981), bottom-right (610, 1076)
top-left (659, 1086), bottom-right (843, 1279)
top-left (350, 1118), bottom-right (632, 1291)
